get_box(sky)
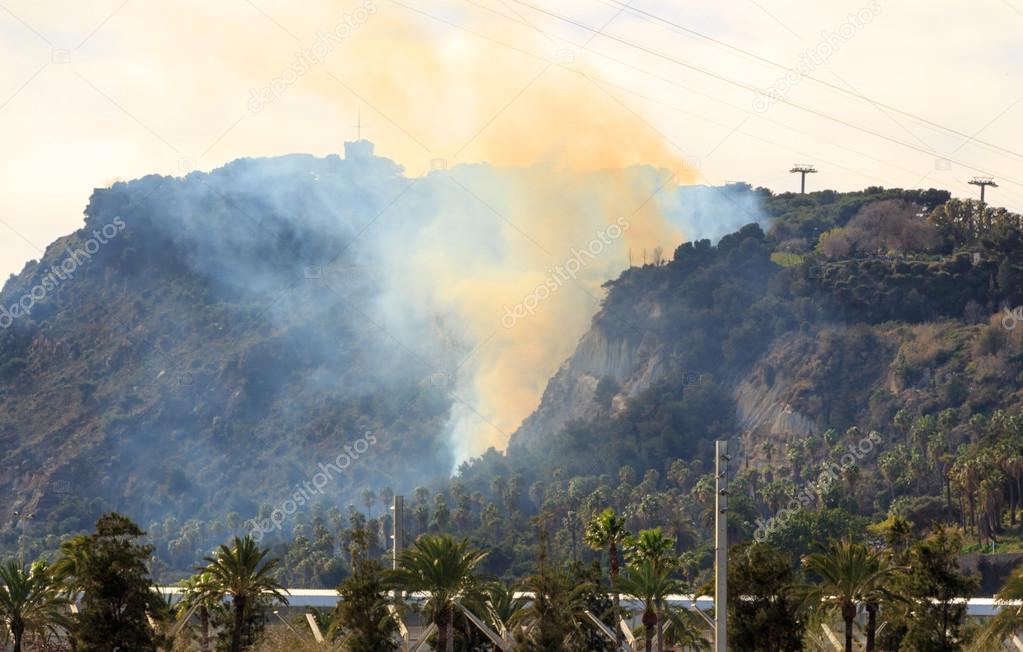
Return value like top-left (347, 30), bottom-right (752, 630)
top-left (1, 0), bottom-right (1022, 281)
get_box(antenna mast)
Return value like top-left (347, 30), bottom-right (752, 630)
top-left (969, 177), bottom-right (998, 204)
top-left (789, 164), bottom-right (818, 194)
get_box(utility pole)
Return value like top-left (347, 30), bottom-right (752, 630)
top-left (715, 440), bottom-right (729, 652)
top-left (789, 164), bottom-right (817, 194)
top-left (392, 495), bottom-right (405, 607)
top-left (969, 177), bottom-right (998, 204)
top-left (392, 495), bottom-right (404, 569)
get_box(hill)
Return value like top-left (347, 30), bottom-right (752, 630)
top-left (6, 145), bottom-right (1023, 586)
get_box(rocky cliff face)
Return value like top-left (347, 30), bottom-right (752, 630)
top-left (509, 315), bottom-right (818, 453)
top-left (509, 315), bottom-right (665, 448)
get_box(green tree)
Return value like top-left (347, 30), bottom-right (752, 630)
top-left (626, 528), bottom-right (676, 570)
top-left (584, 508), bottom-right (630, 648)
top-left (511, 554), bottom-right (608, 652)
top-left (998, 259), bottom-right (1022, 305)
top-left (51, 534), bottom-right (89, 596)
top-left (512, 561), bottom-right (581, 651)
top-left (388, 534), bottom-right (486, 652)
top-left (661, 606), bottom-right (711, 651)
top-left (477, 581), bottom-right (527, 641)
top-left (974, 561), bottom-right (1023, 650)
top-left (178, 570), bottom-right (222, 652)
top-left (204, 535), bottom-right (288, 652)
top-left (896, 529), bottom-right (978, 652)
top-left (727, 543), bottom-right (804, 652)
top-left (73, 513), bottom-right (165, 652)
top-left (0, 560), bottom-right (69, 652)
top-left (802, 539), bottom-right (898, 652)
top-left (566, 561), bottom-right (616, 652)
top-left (330, 530), bottom-right (398, 652)
top-left (615, 559), bottom-right (682, 652)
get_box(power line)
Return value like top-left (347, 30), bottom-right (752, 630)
top-left (498, 0), bottom-right (1023, 189)
top-left (447, 1), bottom-right (899, 178)
top-left (594, 0), bottom-right (1023, 163)
top-left (447, 0), bottom-right (994, 198)
top-left (387, 0), bottom-right (1018, 209)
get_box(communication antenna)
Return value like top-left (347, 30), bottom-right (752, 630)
top-left (968, 177), bottom-right (998, 204)
top-left (789, 164), bottom-right (818, 194)
top-left (352, 107), bottom-right (367, 141)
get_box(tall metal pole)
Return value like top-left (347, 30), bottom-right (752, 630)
top-left (715, 440), bottom-right (728, 652)
top-left (789, 164), bottom-right (817, 194)
top-left (392, 495), bottom-right (404, 569)
top-left (392, 495), bottom-right (405, 608)
top-left (969, 177), bottom-right (998, 205)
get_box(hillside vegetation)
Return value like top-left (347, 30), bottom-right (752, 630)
top-left (5, 157), bottom-right (1023, 593)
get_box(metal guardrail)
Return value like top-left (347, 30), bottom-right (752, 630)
top-left (152, 588), bottom-right (1018, 617)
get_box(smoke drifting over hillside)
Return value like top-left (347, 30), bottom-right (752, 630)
top-left (95, 144), bottom-right (763, 466)
top-left (59, 6), bottom-right (773, 464)
top-left (0, 4), bottom-right (769, 531)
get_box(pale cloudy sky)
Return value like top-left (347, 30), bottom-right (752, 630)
top-left (1, 0), bottom-right (1021, 280)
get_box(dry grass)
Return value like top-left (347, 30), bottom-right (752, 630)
top-left (989, 310), bottom-right (1023, 352)
top-left (900, 323), bottom-right (953, 365)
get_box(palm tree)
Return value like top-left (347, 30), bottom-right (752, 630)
top-left (0, 560), bottom-right (70, 652)
top-left (510, 563), bottom-right (592, 651)
top-left (585, 508), bottom-right (630, 648)
top-left (802, 539), bottom-right (899, 652)
top-left (973, 562), bottom-right (1023, 650)
top-left (52, 534), bottom-right (88, 584)
top-left (615, 559), bottom-right (682, 652)
top-left (660, 606), bottom-right (712, 651)
top-left (477, 581), bottom-right (527, 641)
top-left (177, 570), bottom-right (222, 652)
top-left (51, 533), bottom-right (89, 650)
top-left (388, 534), bottom-right (487, 652)
top-left (203, 536), bottom-right (288, 652)
top-left (626, 528), bottom-right (676, 569)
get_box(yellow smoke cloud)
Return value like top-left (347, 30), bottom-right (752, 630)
top-left (115, 0), bottom-right (699, 458)
top-left (295, 4), bottom-right (697, 459)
